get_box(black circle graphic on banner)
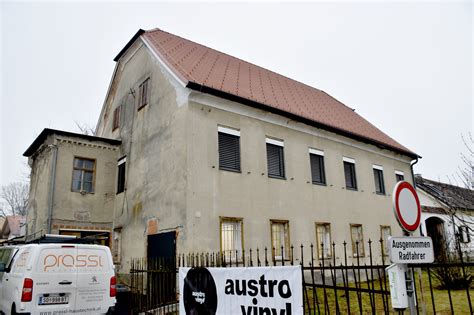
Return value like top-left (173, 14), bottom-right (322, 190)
top-left (183, 267), bottom-right (218, 314)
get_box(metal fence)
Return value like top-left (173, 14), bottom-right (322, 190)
top-left (129, 239), bottom-right (473, 314)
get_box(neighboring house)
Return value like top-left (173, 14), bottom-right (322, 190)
top-left (416, 176), bottom-right (474, 260)
top-left (25, 28), bottom-right (419, 271)
top-left (0, 215), bottom-right (26, 240)
top-left (23, 129), bottom-right (121, 246)
top-left (0, 217), bottom-right (6, 242)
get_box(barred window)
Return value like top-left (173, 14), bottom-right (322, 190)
top-left (220, 218), bottom-right (243, 262)
top-left (72, 157), bottom-right (95, 193)
top-left (380, 226), bottom-right (391, 256)
top-left (271, 220), bottom-right (290, 260)
top-left (350, 224), bottom-right (365, 257)
top-left (316, 223), bottom-right (331, 259)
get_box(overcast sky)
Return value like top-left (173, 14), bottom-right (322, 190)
top-left (1, 1), bottom-right (472, 188)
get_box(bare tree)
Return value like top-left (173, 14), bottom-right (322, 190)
top-left (0, 182), bottom-right (29, 216)
top-left (454, 132), bottom-right (473, 190)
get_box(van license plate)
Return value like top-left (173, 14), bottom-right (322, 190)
top-left (39, 295), bottom-right (69, 305)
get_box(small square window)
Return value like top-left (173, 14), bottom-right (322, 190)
top-left (396, 173), bottom-right (405, 182)
top-left (267, 138), bottom-right (285, 179)
top-left (271, 220), bottom-right (290, 260)
top-left (310, 151), bottom-right (326, 185)
top-left (316, 223), bottom-right (331, 259)
top-left (373, 167), bottom-right (385, 194)
top-left (343, 160), bottom-right (357, 190)
top-left (350, 224), bottom-right (365, 257)
top-left (138, 78), bottom-right (150, 110)
top-left (71, 157), bottom-right (95, 193)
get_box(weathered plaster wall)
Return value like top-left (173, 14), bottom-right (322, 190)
top-left (26, 136), bottom-right (55, 236)
top-left (50, 136), bottom-right (118, 230)
top-left (185, 92), bottom-right (414, 263)
top-left (97, 42), bottom-right (189, 271)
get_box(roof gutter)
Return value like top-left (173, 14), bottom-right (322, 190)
top-left (186, 82), bottom-right (419, 159)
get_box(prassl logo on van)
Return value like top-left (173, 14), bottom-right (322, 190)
top-left (43, 254), bottom-right (104, 271)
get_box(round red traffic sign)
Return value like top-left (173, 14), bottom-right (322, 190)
top-left (393, 181), bottom-right (421, 232)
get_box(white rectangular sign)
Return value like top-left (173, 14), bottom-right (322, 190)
top-left (179, 266), bottom-right (303, 315)
top-left (388, 236), bottom-right (434, 264)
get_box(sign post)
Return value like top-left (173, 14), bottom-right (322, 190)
top-left (387, 181), bottom-right (433, 315)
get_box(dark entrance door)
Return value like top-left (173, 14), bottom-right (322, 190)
top-left (425, 217), bottom-right (447, 262)
top-left (147, 231), bottom-right (176, 259)
top-left (146, 231), bottom-right (176, 305)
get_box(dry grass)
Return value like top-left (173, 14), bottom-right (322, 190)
top-left (303, 269), bottom-right (472, 314)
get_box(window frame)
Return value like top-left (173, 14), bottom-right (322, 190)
top-left (220, 217), bottom-right (244, 263)
top-left (343, 158), bottom-right (357, 190)
top-left (138, 77), bottom-right (150, 110)
top-left (266, 138), bottom-right (285, 179)
top-left (116, 156), bottom-right (126, 194)
top-left (71, 157), bottom-right (96, 194)
top-left (350, 224), bottom-right (365, 257)
top-left (395, 171), bottom-right (405, 183)
top-left (218, 126), bottom-right (241, 172)
top-left (373, 165), bottom-right (386, 195)
top-left (315, 222), bottom-right (332, 259)
top-left (112, 105), bottom-right (121, 131)
top-left (309, 148), bottom-right (326, 185)
top-left (270, 219), bottom-right (290, 261)
top-left (459, 226), bottom-right (471, 243)
top-left (380, 225), bottom-right (391, 257)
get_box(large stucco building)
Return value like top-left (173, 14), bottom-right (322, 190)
top-left (24, 28), bottom-right (418, 271)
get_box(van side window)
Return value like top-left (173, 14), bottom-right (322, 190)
top-left (0, 248), bottom-right (13, 272)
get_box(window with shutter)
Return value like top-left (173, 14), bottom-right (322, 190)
top-left (138, 78), bottom-right (150, 110)
top-left (316, 223), bottom-right (331, 259)
top-left (218, 127), bottom-right (241, 172)
top-left (266, 138), bottom-right (285, 179)
top-left (350, 224), bottom-right (365, 257)
top-left (310, 149), bottom-right (326, 185)
top-left (112, 105), bottom-right (121, 131)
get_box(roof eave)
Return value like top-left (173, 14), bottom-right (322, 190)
top-left (23, 128), bottom-right (121, 157)
top-left (186, 81), bottom-right (419, 159)
top-left (113, 29), bottom-right (146, 62)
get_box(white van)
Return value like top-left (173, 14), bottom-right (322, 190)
top-left (0, 243), bottom-right (116, 314)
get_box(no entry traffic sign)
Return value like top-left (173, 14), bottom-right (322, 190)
top-left (392, 181), bottom-right (421, 233)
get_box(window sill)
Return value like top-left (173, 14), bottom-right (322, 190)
top-left (71, 190), bottom-right (94, 195)
top-left (345, 187), bottom-right (358, 191)
top-left (268, 175), bottom-right (286, 180)
top-left (312, 182), bottom-right (327, 186)
top-left (219, 167), bottom-right (241, 173)
top-left (376, 192), bottom-right (386, 196)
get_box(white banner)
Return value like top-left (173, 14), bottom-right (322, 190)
top-left (179, 266), bottom-right (303, 315)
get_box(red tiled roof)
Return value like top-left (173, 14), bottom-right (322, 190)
top-left (134, 29), bottom-right (415, 157)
